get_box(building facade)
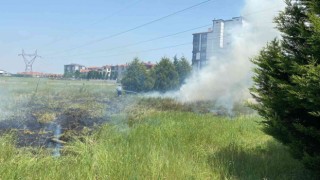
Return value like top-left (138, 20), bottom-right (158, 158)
top-left (64, 64), bottom-right (86, 74)
top-left (102, 65), bottom-right (112, 79)
top-left (111, 64), bottom-right (128, 80)
top-left (0, 69), bottom-right (10, 76)
top-left (192, 17), bottom-right (243, 70)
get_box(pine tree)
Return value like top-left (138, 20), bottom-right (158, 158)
top-left (153, 57), bottom-right (179, 92)
top-left (175, 56), bottom-right (192, 85)
top-left (251, 0), bottom-right (320, 173)
top-left (121, 58), bottom-right (154, 92)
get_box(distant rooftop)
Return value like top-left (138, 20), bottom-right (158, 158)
top-left (193, 17), bottom-right (242, 35)
top-left (212, 16), bottom-right (242, 22)
top-left (65, 63), bottom-right (86, 67)
top-left (192, 31), bottom-right (212, 35)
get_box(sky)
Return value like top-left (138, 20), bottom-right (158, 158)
top-left (0, 0), bottom-right (254, 73)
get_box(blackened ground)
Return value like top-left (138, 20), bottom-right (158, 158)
top-left (0, 96), bottom-right (134, 148)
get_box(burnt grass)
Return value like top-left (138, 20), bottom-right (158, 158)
top-left (0, 91), bottom-right (252, 149)
top-left (0, 96), bottom-right (131, 148)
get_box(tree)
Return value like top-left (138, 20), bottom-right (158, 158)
top-left (121, 58), bottom-right (154, 92)
top-left (74, 70), bottom-right (80, 79)
top-left (173, 55), bottom-right (179, 67)
top-left (86, 71), bottom-right (92, 80)
top-left (98, 72), bottom-right (103, 79)
top-left (175, 56), bottom-right (192, 85)
top-left (64, 72), bottom-right (74, 78)
top-left (251, 0), bottom-right (320, 173)
top-left (110, 71), bottom-right (118, 80)
top-left (153, 57), bottom-right (179, 92)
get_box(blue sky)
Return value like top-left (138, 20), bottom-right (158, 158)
top-left (0, 0), bottom-right (245, 73)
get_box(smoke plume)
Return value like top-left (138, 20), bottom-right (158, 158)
top-left (176, 0), bottom-right (285, 106)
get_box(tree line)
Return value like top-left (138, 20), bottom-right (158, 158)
top-left (121, 56), bottom-right (192, 93)
top-left (64, 70), bottom-right (118, 80)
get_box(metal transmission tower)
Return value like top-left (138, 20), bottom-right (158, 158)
top-left (18, 50), bottom-right (41, 72)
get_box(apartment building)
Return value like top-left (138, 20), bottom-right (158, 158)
top-left (192, 17), bottom-right (243, 70)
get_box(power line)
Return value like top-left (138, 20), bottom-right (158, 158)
top-left (45, 17), bottom-right (273, 61)
top-left (44, 0), bottom-right (213, 56)
top-left (43, 5), bottom-right (281, 63)
top-left (40, 0), bottom-right (143, 49)
top-left (46, 24), bottom-right (212, 59)
top-left (74, 42), bottom-right (192, 59)
top-left (50, 36), bottom-right (221, 60)
top-left (45, 5), bottom-right (281, 60)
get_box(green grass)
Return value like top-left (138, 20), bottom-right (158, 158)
top-left (0, 112), bottom-right (315, 179)
top-left (0, 77), bottom-right (316, 179)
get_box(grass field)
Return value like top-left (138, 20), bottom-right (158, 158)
top-left (0, 77), bottom-right (316, 179)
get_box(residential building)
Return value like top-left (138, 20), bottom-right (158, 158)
top-left (80, 69), bottom-right (90, 74)
top-left (64, 64), bottom-right (86, 74)
top-left (192, 17), bottom-right (243, 70)
top-left (0, 69), bottom-right (11, 76)
top-left (111, 64), bottom-right (128, 80)
top-left (102, 65), bottom-right (112, 78)
top-left (87, 66), bottom-right (103, 72)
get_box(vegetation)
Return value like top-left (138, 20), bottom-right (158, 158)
top-left (110, 71), bottom-right (118, 80)
top-left (121, 58), bottom-right (154, 92)
top-left (251, 0), bottom-right (320, 173)
top-left (121, 56), bottom-right (192, 93)
top-left (153, 57), bottom-right (179, 92)
top-left (64, 70), bottom-right (111, 80)
top-left (174, 56), bottom-right (192, 85)
top-left (0, 77), bottom-right (317, 179)
top-left (86, 70), bottom-right (104, 80)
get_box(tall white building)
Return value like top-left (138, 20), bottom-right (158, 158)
top-left (192, 17), bottom-right (243, 70)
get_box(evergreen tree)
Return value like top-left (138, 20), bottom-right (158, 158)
top-left (86, 71), bottom-right (91, 80)
top-left (251, 0), bottom-right (320, 173)
top-left (110, 71), bottom-right (118, 80)
top-left (173, 55), bottom-right (179, 67)
top-left (98, 72), bottom-right (103, 79)
top-left (175, 56), bottom-right (192, 85)
top-left (74, 70), bottom-right (80, 79)
top-left (153, 57), bottom-right (179, 92)
top-left (121, 58), bottom-right (154, 92)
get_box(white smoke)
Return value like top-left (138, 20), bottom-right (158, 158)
top-left (175, 0), bottom-right (285, 107)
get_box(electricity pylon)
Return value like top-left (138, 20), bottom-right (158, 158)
top-left (18, 50), bottom-right (41, 72)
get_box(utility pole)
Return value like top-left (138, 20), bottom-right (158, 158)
top-left (18, 50), bottom-right (41, 72)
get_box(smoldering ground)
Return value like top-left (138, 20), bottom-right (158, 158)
top-left (0, 80), bottom-right (135, 150)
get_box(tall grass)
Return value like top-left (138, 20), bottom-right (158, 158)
top-left (0, 77), bottom-right (316, 179)
top-left (0, 112), bottom-right (315, 179)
